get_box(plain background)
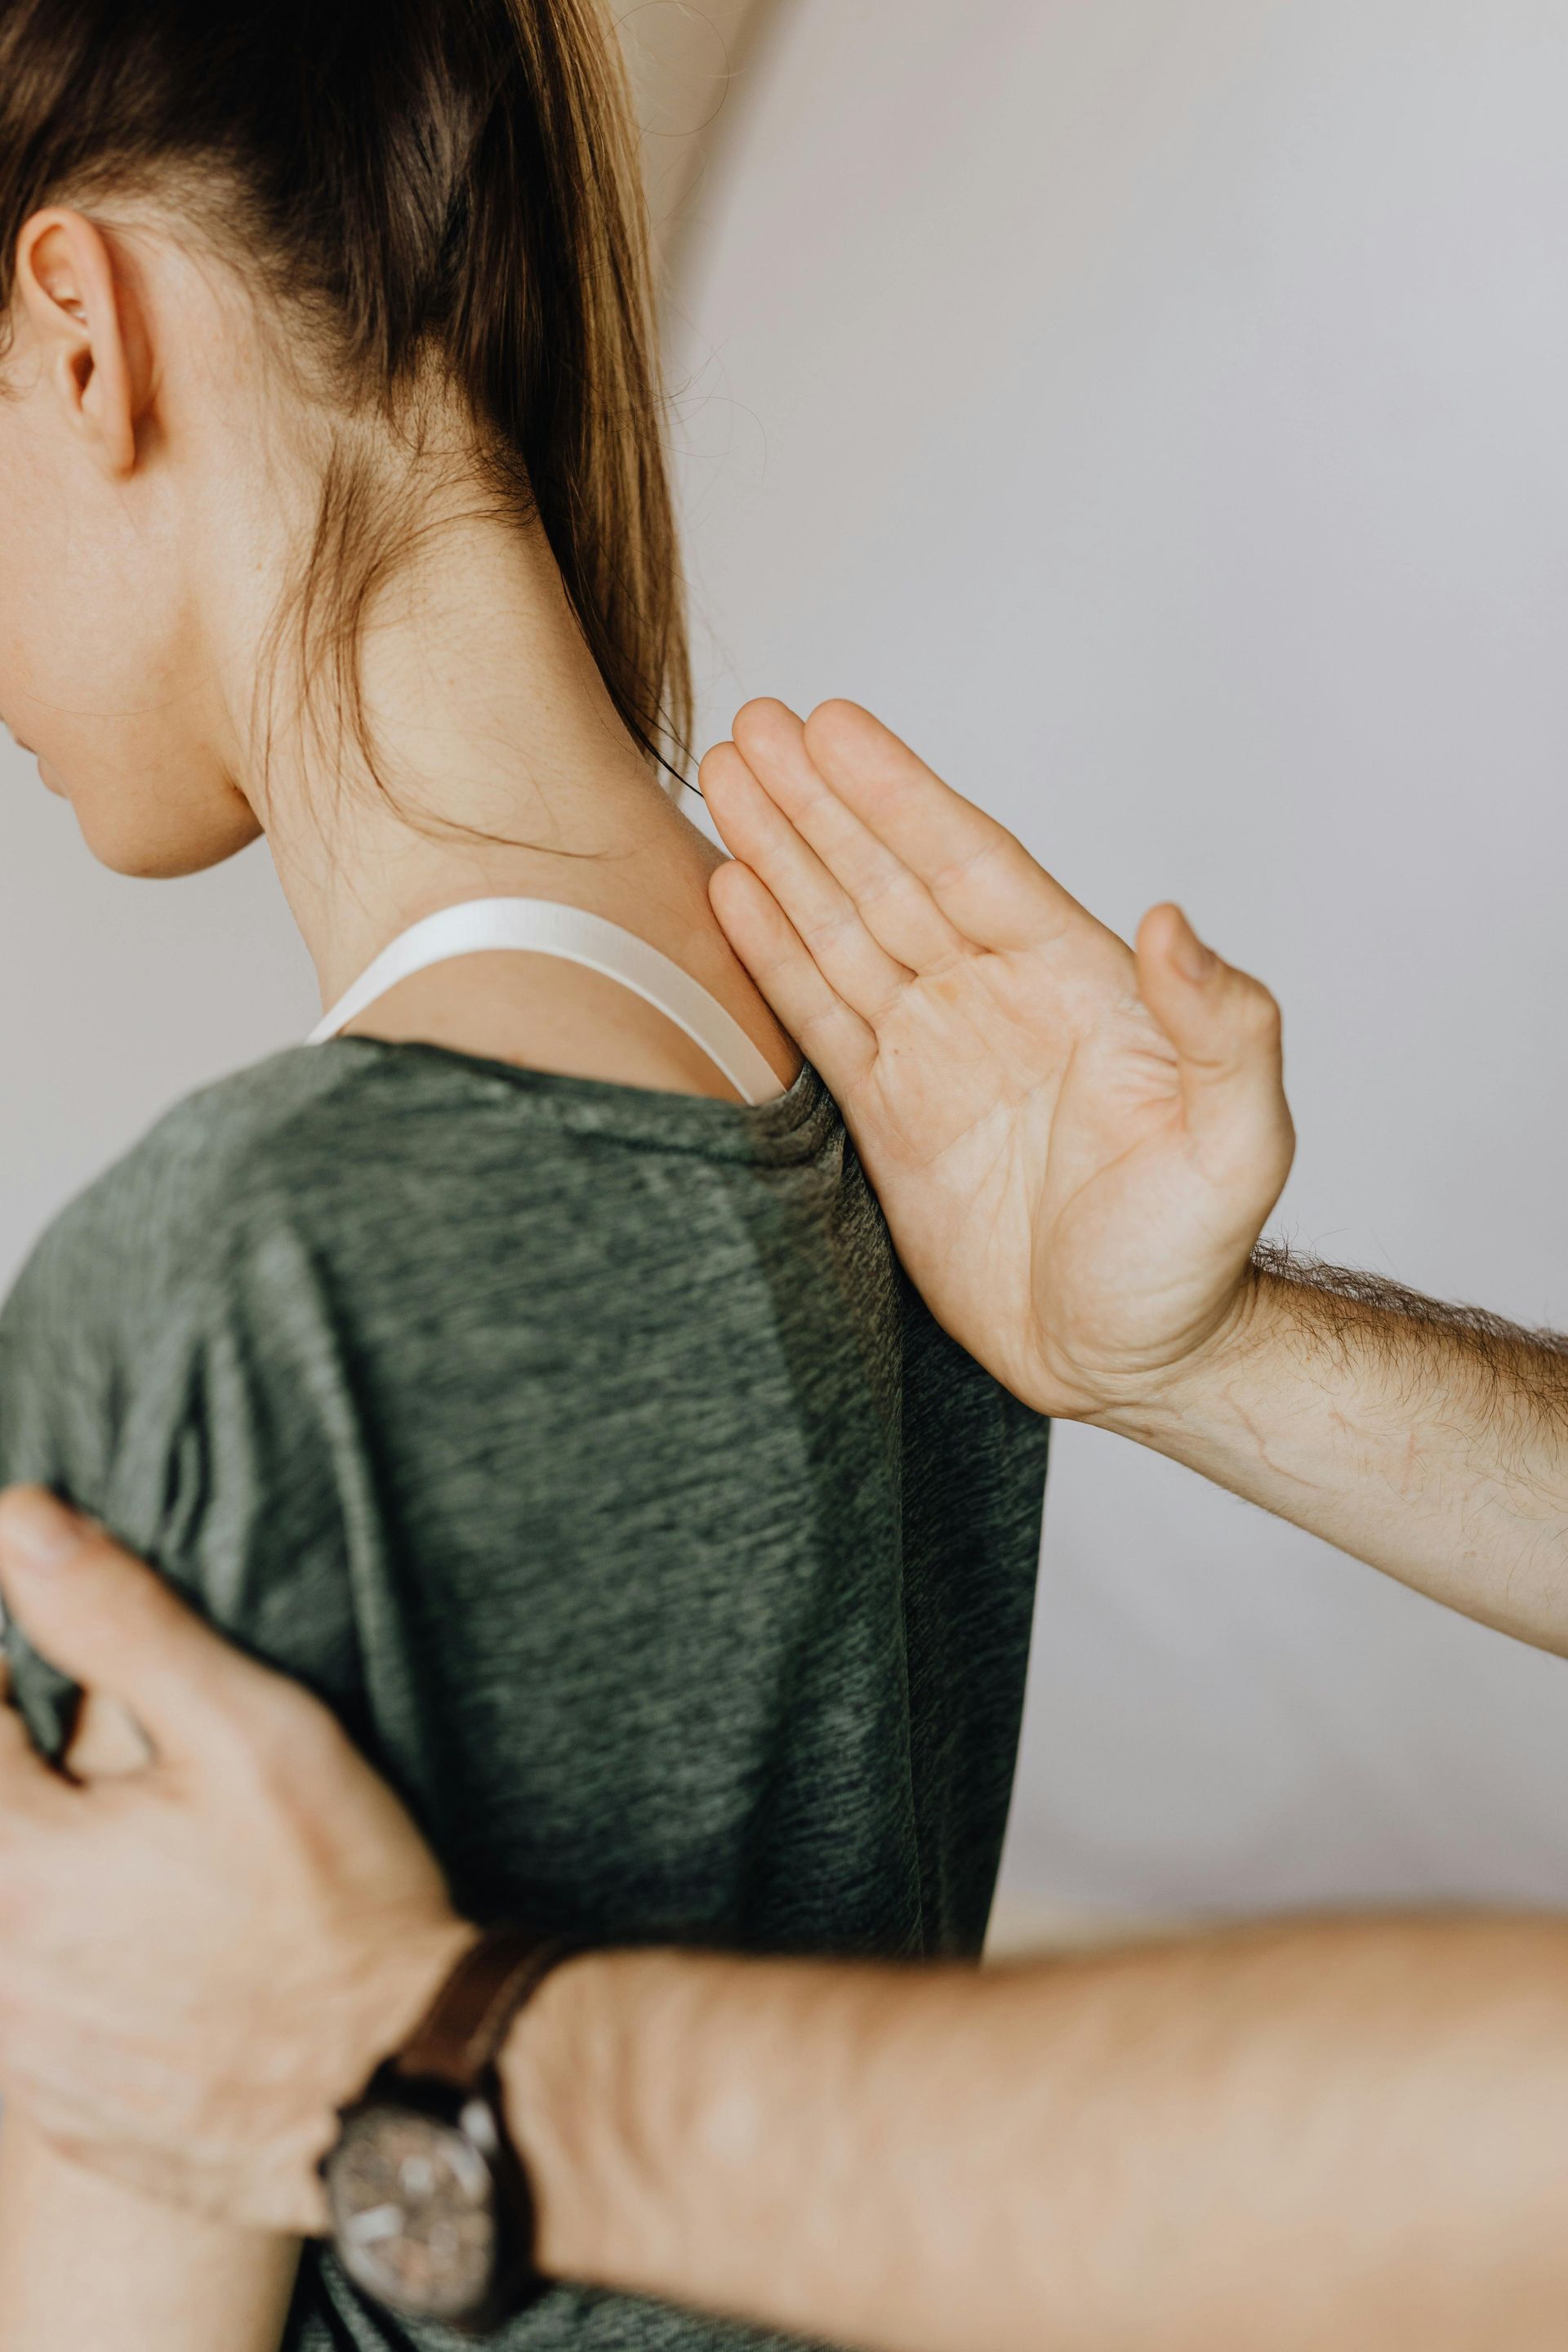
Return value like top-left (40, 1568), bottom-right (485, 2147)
top-left (3, 0), bottom-right (1568, 1920)
top-left (667, 0), bottom-right (1568, 1919)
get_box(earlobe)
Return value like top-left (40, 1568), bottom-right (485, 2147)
top-left (13, 207), bottom-right (144, 477)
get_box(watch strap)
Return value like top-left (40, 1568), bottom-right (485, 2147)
top-left (394, 1923), bottom-right (578, 2091)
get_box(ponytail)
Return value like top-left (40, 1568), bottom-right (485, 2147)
top-left (0, 0), bottom-right (692, 777)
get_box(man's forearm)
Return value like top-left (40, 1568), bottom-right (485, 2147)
top-left (1105, 1249), bottom-right (1568, 1654)
top-left (507, 1920), bottom-right (1568, 2352)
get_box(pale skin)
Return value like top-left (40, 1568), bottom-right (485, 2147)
top-left (0, 196), bottom-right (794, 2351)
top-left (2, 686), bottom-right (1568, 2342)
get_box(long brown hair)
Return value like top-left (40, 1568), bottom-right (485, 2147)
top-left (0, 0), bottom-right (692, 786)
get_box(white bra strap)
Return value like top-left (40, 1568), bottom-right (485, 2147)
top-left (306, 898), bottom-right (785, 1107)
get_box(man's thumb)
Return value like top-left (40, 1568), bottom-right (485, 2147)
top-left (0, 1488), bottom-right (242, 1758)
top-left (1135, 904), bottom-right (1294, 1183)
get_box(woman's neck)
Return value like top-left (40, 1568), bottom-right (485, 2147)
top-left (252, 509), bottom-right (707, 1010)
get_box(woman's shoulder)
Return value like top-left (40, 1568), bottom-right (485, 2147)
top-left (0, 1050), bottom-right (393, 1531)
top-left (2, 1036), bottom-right (847, 1363)
top-left (2, 1047), bottom-right (382, 1337)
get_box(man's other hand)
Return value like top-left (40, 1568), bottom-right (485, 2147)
top-left (0, 1486), bottom-right (472, 2231)
top-left (706, 701), bottom-right (1295, 1423)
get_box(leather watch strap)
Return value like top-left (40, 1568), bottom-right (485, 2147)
top-left (394, 1925), bottom-right (578, 2091)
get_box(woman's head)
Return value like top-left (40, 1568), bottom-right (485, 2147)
top-left (0, 0), bottom-right (688, 875)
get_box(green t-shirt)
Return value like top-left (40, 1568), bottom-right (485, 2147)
top-left (0, 1039), bottom-right (1048, 2352)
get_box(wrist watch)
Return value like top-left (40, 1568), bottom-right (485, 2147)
top-left (323, 1923), bottom-right (578, 2336)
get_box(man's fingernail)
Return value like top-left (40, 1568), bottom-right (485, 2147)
top-left (1171, 911), bottom-right (1218, 983)
top-left (0, 1490), bottom-right (88, 1569)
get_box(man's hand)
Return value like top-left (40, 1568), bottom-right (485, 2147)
top-left (6, 1503), bottom-right (1568, 2352)
top-left (0, 1487), bottom-right (472, 2232)
top-left (704, 699), bottom-right (1294, 1422)
top-left (705, 700), bottom-right (1568, 1655)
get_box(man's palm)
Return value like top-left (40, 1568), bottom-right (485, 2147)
top-left (705, 701), bottom-right (1294, 1420)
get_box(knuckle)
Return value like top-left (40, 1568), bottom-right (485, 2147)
top-left (236, 1677), bottom-right (342, 1802)
top-left (800, 906), bottom-right (858, 960)
top-left (795, 999), bottom-right (844, 1045)
top-left (926, 830), bottom-right (1022, 900)
top-left (275, 1696), bottom-right (345, 1783)
top-left (245, 1704), bottom-right (310, 1790)
top-left (72, 1536), bottom-right (182, 1649)
top-left (1232, 974), bottom-right (1282, 1044)
top-left (853, 862), bottom-right (916, 916)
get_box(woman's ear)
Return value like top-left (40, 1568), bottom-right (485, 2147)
top-left (13, 207), bottom-right (151, 478)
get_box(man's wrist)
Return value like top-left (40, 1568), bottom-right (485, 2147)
top-left (298, 1913), bottom-right (480, 2229)
top-left (343, 1914), bottom-right (480, 2089)
top-left (1085, 1263), bottom-right (1276, 1446)
top-left (498, 1946), bottom-right (740, 2300)
top-left (499, 1947), bottom-right (635, 2287)
top-left (311, 1927), bottom-right (628, 2274)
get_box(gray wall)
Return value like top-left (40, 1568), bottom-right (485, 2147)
top-left (667, 0), bottom-right (1568, 1915)
top-left (4, 1), bottom-right (1568, 1919)
top-left (0, 803), bottom-right (313, 1294)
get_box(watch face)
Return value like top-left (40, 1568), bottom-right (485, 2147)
top-left (327, 2100), bottom-right (499, 2324)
